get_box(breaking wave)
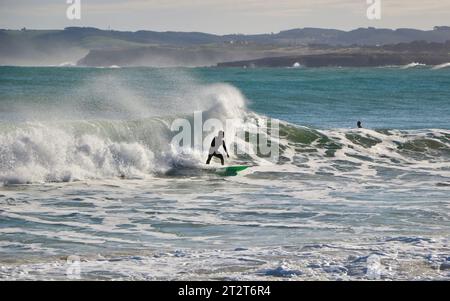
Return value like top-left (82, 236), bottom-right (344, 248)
top-left (401, 62), bottom-right (426, 69)
top-left (0, 80), bottom-right (449, 185)
top-left (432, 62), bottom-right (450, 70)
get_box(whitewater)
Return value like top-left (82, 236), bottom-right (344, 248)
top-left (0, 66), bottom-right (449, 280)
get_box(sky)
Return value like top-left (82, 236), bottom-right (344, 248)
top-left (0, 0), bottom-right (449, 34)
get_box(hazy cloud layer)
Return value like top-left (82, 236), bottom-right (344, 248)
top-left (1, 0), bottom-right (449, 33)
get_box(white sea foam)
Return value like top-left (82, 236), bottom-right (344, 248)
top-left (432, 62), bottom-right (450, 70)
top-left (0, 79), bottom-right (253, 185)
top-left (1, 238), bottom-right (448, 280)
top-left (58, 62), bottom-right (76, 67)
top-left (401, 62), bottom-right (426, 69)
top-left (1, 76), bottom-right (449, 281)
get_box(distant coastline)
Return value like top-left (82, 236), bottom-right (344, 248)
top-left (1, 26), bottom-right (450, 67)
top-left (217, 52), bottom-right (450, 68)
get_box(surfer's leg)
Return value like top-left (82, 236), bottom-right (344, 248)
top-left (206, 154), bottom-right (213, 164)
top-left (216, 154), bottom-right (225, 166)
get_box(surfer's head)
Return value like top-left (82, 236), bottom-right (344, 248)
top-left (219, 131), bottom-right (225, 138)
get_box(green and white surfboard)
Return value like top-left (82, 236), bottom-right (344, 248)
top-left (215, 166), bottom-right (250, 176)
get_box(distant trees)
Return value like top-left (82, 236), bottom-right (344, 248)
top-left (383, 40), bottom-right (450, 52)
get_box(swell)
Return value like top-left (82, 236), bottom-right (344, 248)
top-left (0, 83), bottom-right (449, 185)
top-left (0, 83), bottom-right (248, 185)
top-left (1, 116), bottom-right (449, 185)
top-left (277, 123), bottom-right (450, 181)
top-left (280, 124), bottom-right (450, 159)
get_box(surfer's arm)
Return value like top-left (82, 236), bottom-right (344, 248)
top-left (223, 141), bottom-right (230, 157)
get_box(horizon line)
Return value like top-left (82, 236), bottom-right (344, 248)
top-left (2, 25), bottom-right (450, 36)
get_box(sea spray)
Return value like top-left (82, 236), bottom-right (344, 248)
top-left (0, 75), bottom-right (258, 184)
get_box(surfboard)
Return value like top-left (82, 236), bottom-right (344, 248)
top-left (215, 165), bottom-right (250, 176)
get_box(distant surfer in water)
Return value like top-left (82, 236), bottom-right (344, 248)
top-left (357, 121), bottom-right (363, 129)
top-left (206, 131), bottom-right (230, 166)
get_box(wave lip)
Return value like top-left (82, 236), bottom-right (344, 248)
top-left (432, 62), bottom-right (450, 70)
top-left (1, 77), bottom-right (449, 186)
top-left (1, 120), bottom-right (449, 185)
top-left (401, 62), bottom-right (426, 69)
top-left (58, 62), bottom-right (76, 67)
top-left (0, 82), bottom-right (251, 185)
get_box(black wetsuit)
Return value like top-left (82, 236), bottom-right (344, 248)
top-left (206, 137), bottom-right (228, 166)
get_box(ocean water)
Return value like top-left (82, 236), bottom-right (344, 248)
top-left (0, 66), bottom-right (449, 280)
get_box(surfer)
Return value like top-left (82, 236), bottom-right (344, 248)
top-left (206, 131), bottom-right (230, 166)
top-left (357, 121), bottom-right (363, 129)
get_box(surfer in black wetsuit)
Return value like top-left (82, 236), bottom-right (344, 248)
top-left (357, 121), bottom-right (363, 129)
top-left (206, 131), bottom-right (230, 166)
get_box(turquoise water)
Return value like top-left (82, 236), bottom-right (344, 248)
top-left (195, 67), bottom-right (450, 129)
top-left (0, 66), bottom-right (449, 280)
top-left (1, 66), bottom-right (449, 129)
